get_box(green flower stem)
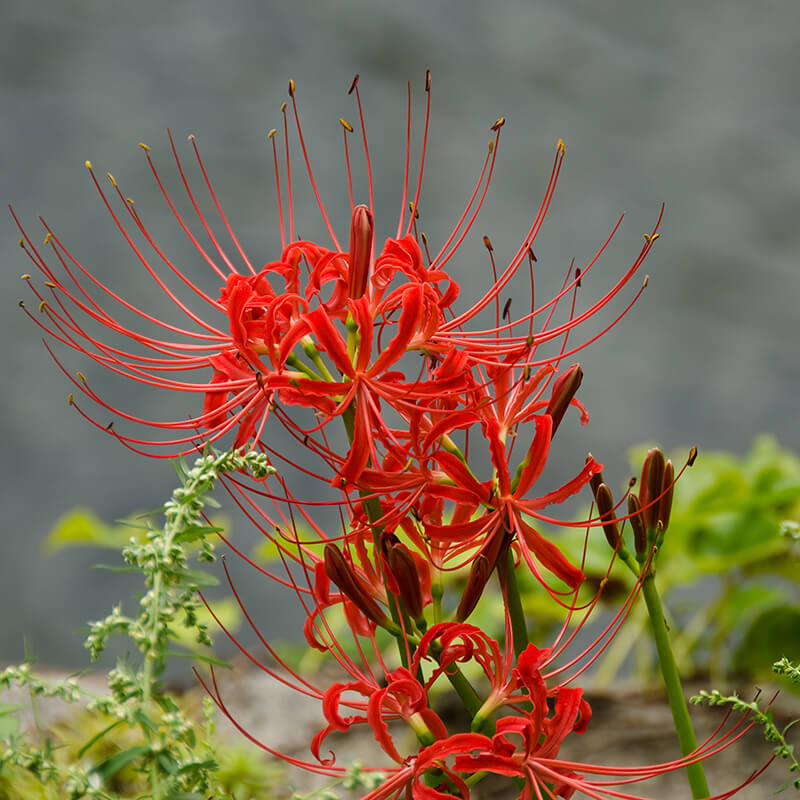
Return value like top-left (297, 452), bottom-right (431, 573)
top-left (431, 576), bottom-right (443, 625)
top-left (428, 641), bottom-right (483, 719)
top-left (500, 547), bottom-right (529, 658)
top-left (284, 351), bottom-right (325, 381)
top-left (641, 572), bottom-right (710, 799)
top-left (142, 567), bottom-right (164, 800)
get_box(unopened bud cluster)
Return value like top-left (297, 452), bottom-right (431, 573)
top-left (589, 446), bottom-right (687, 573)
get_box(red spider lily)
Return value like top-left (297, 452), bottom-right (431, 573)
top-left (16, 76), bottom-right (662, 636)
top-left (16, 73), bottom-right (660, 484)
top-left (420, 380), bottom-right (600, 591)
top-left (348, 389), bottom-right (601, 608)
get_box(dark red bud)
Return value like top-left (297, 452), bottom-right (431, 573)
top-left (546, 364), bottom-right (583, 435)
top-left (323, 543), bottom-right (390, 628)
top-left (384, 539), bottom-right (424, 620)
top-left (456, 555), bottom-right (491, 622)
top-left (347, 204), bottom-right (374, 299)
top-left (588, 454), bottom-right (605, 499)
top-left (628, 493), bottom-right (648, 555)
top-left (595, 483), bottom-right (620, 550)
top-left (639, 448), bottom-right (666, 530)
top-left (658, 460), bottom-right (675, 533)
top-left (456, 533), bottom-right (511, 622)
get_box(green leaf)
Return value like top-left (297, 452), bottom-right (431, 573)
top-left (161, 567), bottom-right (220, 587)
top-left (177, 759), bottom-right (216, 774)
top-left (77, 718), bottom-right (125, 758)
top-left (157, 751), bottom-right (179, 775)
top-left (252, 538), bottom-right (282, 564)
top-left (0, 704), bottom-right (22, 738)
top-left (174, 524), bottom-right (223, 544)
top-left (154, 695), bottom-right (180, 714)
top-left (42, 508), bottom-right (134, 553)
top-left (91, 744), bottom-right (152, 779)
top-left (132, 708), bottom-right (158, 732)
top-left (733, 606), bottom-right (800, 678)
top-left (91, 564), bottom-right (142, 573)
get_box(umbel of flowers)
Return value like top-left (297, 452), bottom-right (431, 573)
top-left (17, 73), bottom-right (766, 799)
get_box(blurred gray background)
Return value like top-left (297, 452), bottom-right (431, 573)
top-left (2, 0), bottom-right (799, 668)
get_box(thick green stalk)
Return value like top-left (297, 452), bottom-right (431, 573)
top-left (500, 548), bottom-right (529, 658)
top-left (641, 572), bottom-right (710, 799)
top-left (428, 641), bottom-right (483, 719)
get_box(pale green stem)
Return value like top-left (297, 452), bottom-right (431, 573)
top-left (500, 548), bottom-right (529, 658)
top-left (641, 572), bottom-right (710, 799)
top-left (143, 566), bottom-right (163, 800)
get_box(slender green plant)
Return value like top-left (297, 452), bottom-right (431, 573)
top-left (692, 656), bottom-right (800, 792)
top-left (0, 448), bottom-right (274, 799)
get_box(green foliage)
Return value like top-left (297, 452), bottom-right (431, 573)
top-left (42, 508), bottom-right (133, 553)
top-left (0, 448), bottom-right (281, 800)
top-left (531, 436), bottom-right (800, 686)
top-left (692, 682), bottom-right (800, 791)
top-left (290, 761), bottom-right (387, 800)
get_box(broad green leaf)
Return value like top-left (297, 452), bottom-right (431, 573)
top-left (42, 508), bottom-right (136, 553)
top-left (252, 537), bottom-right (282, 564)
top-left (733, 606), bottom-right (800, 679)
top-left (0, 704), bottom-right (22, 738)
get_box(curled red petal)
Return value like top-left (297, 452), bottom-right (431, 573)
top-left (517, 518), bottom-right (584, 588)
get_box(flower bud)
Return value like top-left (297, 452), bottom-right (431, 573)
top-left (658, 459), bottom-right (675, 532)
top-left (381, 534), bottom-right (424, 620)
top-left (639, 448), bottom-right (666, 530)
top-left (545, 364), bottom-right (583, 435)
top-left (456, 533), bottom-right (510, 622)
top-left (628, 493), bottom-right (648, 556)
top-left (588, 454), bottom-right (605, 499)
top-left (594, 483), bottom-right (620, 550)
top-left (323, 543), bottom-right (391, 629)
top-left (347, 204), bottom-right (373, 299)
top-left (456, 555), bottom-right (492, 623)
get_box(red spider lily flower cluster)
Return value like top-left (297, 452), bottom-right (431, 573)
top-left (18, 74), bottom-right (764, 798)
